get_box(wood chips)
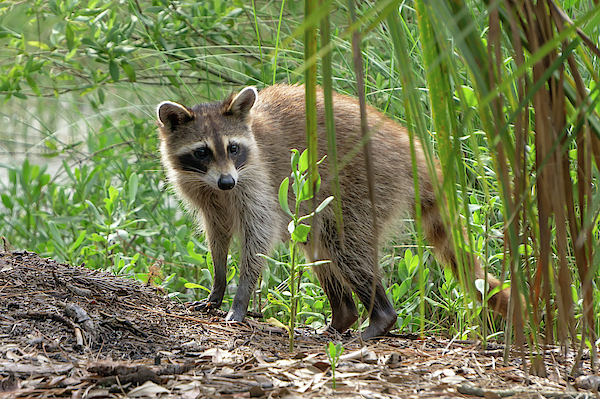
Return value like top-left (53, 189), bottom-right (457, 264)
top-left (0, 251), bottom-right (597, 398)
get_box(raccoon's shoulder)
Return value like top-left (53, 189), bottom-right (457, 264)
top-left (252, 84), bottom-right (306, 118)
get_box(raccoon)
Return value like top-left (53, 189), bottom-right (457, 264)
top-left (157, 84), bottom-right (511, 339)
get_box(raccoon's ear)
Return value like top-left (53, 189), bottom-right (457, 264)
top-left (157, 101), bottom-right (194, 130)
top-left (225, 87), bottom-right (257, 117)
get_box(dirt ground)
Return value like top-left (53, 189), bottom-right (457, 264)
top-left (1, 250), bottom-right (599, 398)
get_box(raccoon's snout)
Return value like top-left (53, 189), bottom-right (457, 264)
top-left (218, 174), bottom-right (236, 190)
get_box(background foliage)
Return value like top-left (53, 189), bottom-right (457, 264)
top-left (0, 0), bottom-right (599, 357)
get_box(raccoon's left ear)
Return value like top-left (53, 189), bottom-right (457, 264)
top-left (157, 101), bottom-right (194, 130)
top-left (225, 87), bottom-right (257, 117)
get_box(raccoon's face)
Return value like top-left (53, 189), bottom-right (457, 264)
top-left (157, 87), bottom-right (258, 191)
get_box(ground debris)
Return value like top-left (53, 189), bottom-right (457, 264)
top-left (88, 361), bottom-right (162, 385)
top-left (458, 382), bottom-right (598, 398)
top-left (575, 374), bottom-right (600, 391)
top-left (0, 250), bottom-right (598, 398)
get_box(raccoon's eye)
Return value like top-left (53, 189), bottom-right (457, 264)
top-left (193, 147), bottom-right (209, 159)
top-left (228, 144), bottom-right (239, 155)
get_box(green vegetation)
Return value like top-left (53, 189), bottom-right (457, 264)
top-left (326, 341), bottom-right (344, 389)
top-left (261, 148), bottom-right (333, 351)
top-left (0, 0), bottom-right (599, 363)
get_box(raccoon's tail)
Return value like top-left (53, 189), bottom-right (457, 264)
top-left (421, 202), bottom-right (511, 317)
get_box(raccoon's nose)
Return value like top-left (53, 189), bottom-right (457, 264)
top-left (218, 174), bottom-right (236, 190)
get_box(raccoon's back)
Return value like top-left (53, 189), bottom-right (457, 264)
top-left (249, 84), bottom-right (433, 214)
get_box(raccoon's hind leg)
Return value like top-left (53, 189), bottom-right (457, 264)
top-left (308, 246), bottom-right (359, 334)
top-left (320, 219), bottom-right (397, 340)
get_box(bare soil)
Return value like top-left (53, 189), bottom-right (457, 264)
top-left (0, 250), bottom-right (598, 398)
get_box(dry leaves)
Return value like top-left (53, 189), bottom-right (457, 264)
top-left (1, 251), bottom-right (599, 398)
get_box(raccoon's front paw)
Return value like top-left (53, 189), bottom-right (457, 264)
top-left (188, 298), bottom-right (221, 312)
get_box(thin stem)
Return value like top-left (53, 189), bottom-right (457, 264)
top-left (289, 241), bottom-right (297, 352)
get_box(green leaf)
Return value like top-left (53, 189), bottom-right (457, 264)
top-left (327, 341), bottom-right (343, 360)
top-left (128, 173), bottom-right (139, 205)
top-left (121, 61), bottom-right (136, 82)
top-left (298, 149), bottom-right (309, 173)
top-left (85, 200), bottom-right (104, 224)
top-left (186, 241), bottom-right (205, 262)
top-left (328, 341), bottom-right (336, 359)
top-left (398, 280), bottom-right (410, 299)
top-left (455, 85), bottom-right (478, 109)
top-left (92, 9), bottom-right (111, 24)
top-left (184, 282), bottom-right (210, 292)
top-left (24, 55), bottom-right (34, 73)
top-left (257, 253), bottom-right (289, 266)
top-left (226, 265), bottom-right (236, 283)
top-left (298, 173), bottom-right (320, 202)
top-left (81, 37), bottom-right (98, 49)
top-left (113, 45), bottom-right (136, 55)
top-left (563, 0), bottom-right (579, 8)
top-left (484, 280), bottom-right (510, 300)
top-left (27, 41), bottom-right (50, 50)
top-left (400, 314), bottom-right (412, 330)
top-left (62, 160), bottom-right (75, 182)
top-left (48, 221), bottom-right (65, 249)
top-left (68, 230), bottom-right (87, 254)
top-left (109, 59), bottom-right (119, 82)
top-left (582, 6), bottom-right (600, 35)
top-left (177, 225), bottom-right (188, 240)
top-left (315, 196), bottom-right (334, 213)
top-left (167, 75), bottom-right (180, 88)
top-left (26, 76), bottom-right (40, 96)
top-left (298, 260), bottom-right (331, 267)
top-left (225, 7), bottom-right (244, 19)
top-left (292, 223), bottom-right (311, 242)
top-left (66, 22), bottom-right (75, 51)
top-left (590, 81), bottom-right (600, 114)
top-left (291, 149), bottom-right (300, 171)
top-left (65, 47), bottom-right (77, 61)
top-left (278, 177), bottom-right (293, 217)
top-left (45, 139), bottom-right (57, 150)
top-left (103, 197), bottom-right (113, 215)
top-left (39, 173), bottom-right (50, 187)
top-left (1, 194), bottom-right (12, 209)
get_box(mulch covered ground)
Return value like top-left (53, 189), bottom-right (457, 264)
top-left (1, 250), bottom-right (599, 398)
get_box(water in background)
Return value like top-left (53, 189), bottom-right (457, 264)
top-left (0, 94), bottom-right (155, 185)
top-left (0, 96), bottom-right (90, 184)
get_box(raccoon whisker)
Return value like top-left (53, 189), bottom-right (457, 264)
top-left (236, 165), bottom-right (250, 178)
top-left (235, 165), bottom-right (254, 183)
top-left (181, 175), bottom-right (208, 184)
top-left (177, 172), bottom-right (211, 187)
top-left (181, 166), bottom-right (207, 175)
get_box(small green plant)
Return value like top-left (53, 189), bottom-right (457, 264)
top-left (261, 149), bottom-right (333, 352)
top-left (326, 341), bottom-right (344, 389)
